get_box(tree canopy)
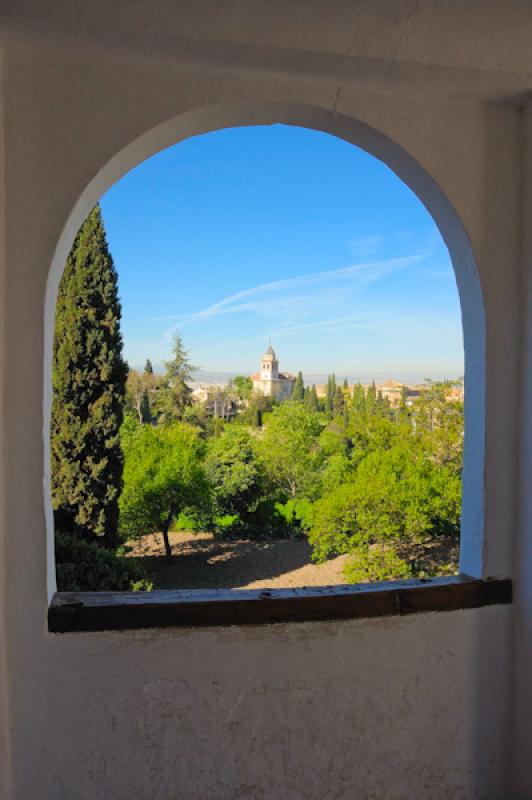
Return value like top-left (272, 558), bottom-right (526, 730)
top-left (118, 362), bottom-right (463, 582)
top-left (256, 401), bottom-right (324, 499)
top-left (119, 418), bottom-right (208, 556)
top-left (157, 333), bottom-right (196, 422)
top-left (205, 427), bottom-right (264, 524)
top-left (51, 204), bottom-right (127, 548)
top-left (307, 382), bottom-right (463, 580)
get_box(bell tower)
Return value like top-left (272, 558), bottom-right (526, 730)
top-left (261, 343), bottom-right (279, 381)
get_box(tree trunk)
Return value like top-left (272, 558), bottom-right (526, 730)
top-left (104, 526), bottom-right (119, 550)
top-left (161, 508), bottom-right (173, 557)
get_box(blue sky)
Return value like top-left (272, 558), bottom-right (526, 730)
top-left (101, 124), bottom-right (463, 383)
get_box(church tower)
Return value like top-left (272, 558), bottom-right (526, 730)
top-left (251, 342), bottom-right (294, 399)
top-left (261, 343), bottom-right (279, 382)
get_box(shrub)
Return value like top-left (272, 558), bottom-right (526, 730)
top-left (55, 531), bottom-right (152, 591)
top-left (274, 498), bottom-right (313, 537)
top-left (343, 546), bottom-right (412, 583)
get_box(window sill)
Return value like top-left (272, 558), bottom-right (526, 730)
top-left (48, 575), bottom-right (511, 633)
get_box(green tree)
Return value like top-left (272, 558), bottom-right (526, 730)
top-left (351, 382), bottom-right (366, 415)
top-left (120, 421), bottom-right (208, 557)
top-left (307, 380), bottom-right (463, 581)
top-left (292, 370), bottom-right (305, 402)
top-left (232, 375), bottom-right (253, 403)
top-left (366, 380), bottom-right (377, 414)
top-left (257, 402), bottom-right (323, 498)
top-left (325, 375), bottom-right (334, 418)
top-left (51, 205), bottom-right (127, 549)
top-left (205, 428), bottom-right (264, 523)
top-left (318, 423), bottom-right (349, 458)
top-left (333, 385), bottom-right (345, 418)
top-left (305, 384), bottom-right (319, 412)
top-left (126, 369), bottom-right (152, 423)
top-left (400, 384), bottom-right (408, 409)
top-left (140, 390), bottom-right (151, 424)
top-left (158, 333), bottom-right (196, 422)
top-left (307, 446), bottom-right (424, 581)
top-left (144, 358), bottom-right (154, 375)
top-left (240, 393), bottom-right (273, 427)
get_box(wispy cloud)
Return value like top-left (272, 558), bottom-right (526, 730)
top-left (272, 313), bottom-right (378, 339)
top-left (346, 234), bottom-right (385, 257)
top-left (187, 304), bottom-right (463, 375)
top-left (122, 251), bottom-right (461, 377)
top-left (159, 255), bottom-right (424, 337)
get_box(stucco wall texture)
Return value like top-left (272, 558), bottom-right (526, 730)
top-left (16, 609), bottom-right (512, 800)
top-left (0, 3), bottom-right (530, 798)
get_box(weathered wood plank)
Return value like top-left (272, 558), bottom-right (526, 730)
top-left (48, 576), bottom-right (512, 633)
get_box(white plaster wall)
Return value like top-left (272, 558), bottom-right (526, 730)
top-left (509, 102), bottom-right (532, 799)
top-left (0, 5), bottom-right (527, 797)
top-left (16, 609), bottom-right (512, 800)
top-left (0, 48), bottom-right (12, 800)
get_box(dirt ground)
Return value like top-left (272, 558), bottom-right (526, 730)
top-left (127, 531), bottom-right (349, 589)
top-left (126, 530), bottom-right (458, 590)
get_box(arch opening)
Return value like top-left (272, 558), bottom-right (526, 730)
top-left (44, 103), bottom-right (485, 601)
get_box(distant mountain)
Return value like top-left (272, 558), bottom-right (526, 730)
top-left (131, 363), bottom-right (165, 375)
top-left (191, 370), bottom-right (240, 386)
top-left (131, 364), bottom-right (444, 386)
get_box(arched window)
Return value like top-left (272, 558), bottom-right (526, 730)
top-left (46, 107), bottom-right (495, 632)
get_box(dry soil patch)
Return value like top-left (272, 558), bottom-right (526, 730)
top-left (127, 531), bottom-right (349, 590)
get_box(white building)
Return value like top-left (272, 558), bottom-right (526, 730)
top-left (250, 344), bottom-right (295, 400)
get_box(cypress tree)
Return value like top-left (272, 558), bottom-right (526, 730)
top-left (343, 400), bottom-right (349, 428)
top-left (333, 385), bottom-right (345, 417)
top-left (366, 380), bottom-right (377, 414)
top-left (325, 374), bottom-right (337, 418)
top-left (310, 384), bottom-right (319, 411)
top-left (292, 370), bottom-right (304, 402)
top-left (140, 389), bottom-right (151, 423)
top-left (325, 375), bottom-right (333, 418)
top-left (305, 384), bottom-right (319, 412)
top-left (376, 388), bottom-right (386, 413)
top-left (143, 357), bottom-right (157, 421)
top-left (51, 205), bottom-right (127, 549)
top-left (352, 382), bottom-right (366, 415)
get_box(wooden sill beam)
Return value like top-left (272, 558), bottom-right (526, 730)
top-left (48, 575), bottom-right (512, 633)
